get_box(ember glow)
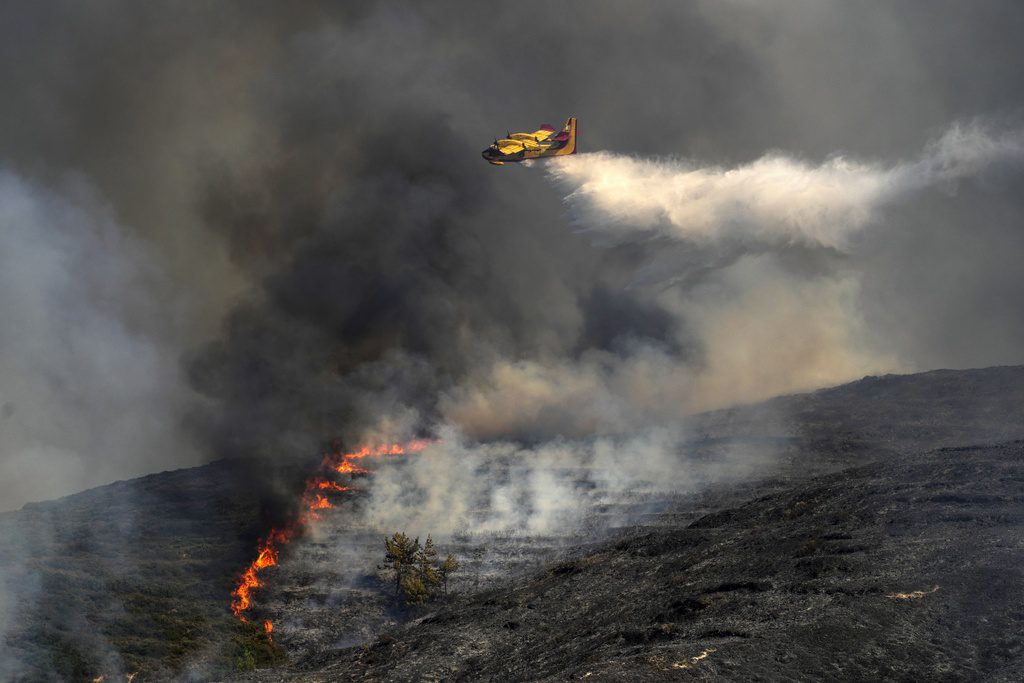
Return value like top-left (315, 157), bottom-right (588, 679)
top-left (887, 585), bottom-right (940, 600)
top-left (671, 647), bottom-right (717, 669)
top-left (229, 439), bottom-right (431, 628)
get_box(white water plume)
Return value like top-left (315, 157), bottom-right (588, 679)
top-left (548, 122), bottom-right (1024, 251)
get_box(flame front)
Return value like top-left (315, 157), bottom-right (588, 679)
top-left (309, 493), bottom-right (332, 510)
top-left (230, 529), bottom-right (292, 620)
top-left (324, 440), bottom-right (430, 476)
top-left (316, 480), bottom-right (350, 491)
top-left (229, 439), bottom-right (431, 628)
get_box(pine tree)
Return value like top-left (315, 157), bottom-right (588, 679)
top-left (417, 535), bottom-right (441, 592)
top-left (384, 531), bottom-right (461, 604)
top-left (383, 532), bottom-right (420, 596)
top-left (400, 574), bottom-right (429, 606)
top-left (438, 553), bottom-right (459, 596)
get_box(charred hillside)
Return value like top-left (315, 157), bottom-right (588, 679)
top-left (0, 460), bottom-right (276, 680)
top-left (697, 365), bottom-right (1024, 457)
top-left (254, 441), bottom-right (1024, 682)
top-left (2, 366), bottom-right (1024, 681)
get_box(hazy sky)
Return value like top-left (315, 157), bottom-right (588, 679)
top-left (2, 1), bottom-right (1024, 509)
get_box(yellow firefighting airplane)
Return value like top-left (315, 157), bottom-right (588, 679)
top-left (481, 117), bottom-right (577, 165)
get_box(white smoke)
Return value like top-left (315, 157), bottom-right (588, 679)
top-left (548, 122), bottom-right (1024, 251)
top-left (361, 425), bottom-right (772, 539)
top-left (0, 169), bottom-right (198, 511)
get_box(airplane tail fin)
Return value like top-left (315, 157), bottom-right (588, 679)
top-left (553, 116), bottom-right (577, 156)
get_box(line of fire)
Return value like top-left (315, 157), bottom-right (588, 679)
top-left (229, 440), bottom-right (431, 637)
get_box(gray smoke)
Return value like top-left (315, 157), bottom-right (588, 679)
top-left (0, 170), bottom-right (197, 511)
top-left (1, 0), bottom-right (1023, 505)
top-left (3, 1), bottom-right (1024, 674)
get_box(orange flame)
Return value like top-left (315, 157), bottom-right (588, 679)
top-left (230, 528), bottom-right (292, 620)
top-left (334, 460), bottom-right (366, 474)
top-left (230, 439), bottom-right (432, 628)
top-left (309, 494), bottom-right (332, 510)
top-left (316, 480), bottom-right (350, 491)
top-left (323, 440), bottom-right (429, 476)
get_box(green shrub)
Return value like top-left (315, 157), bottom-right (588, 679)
top-left (383, 532), bottom-right (460, 605)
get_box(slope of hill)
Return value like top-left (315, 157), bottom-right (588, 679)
top-left (258, 440), bottom-right (1024, 681)
top-left (2, 366), bottom-right (1024, 681)
top-left (0, 461), bottom-right (275, 680)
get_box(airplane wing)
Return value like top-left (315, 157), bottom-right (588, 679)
top-left (495, 139), bottom-right (525, 154)
top-left (531, 124), bottom-right (556, 140)
top-left (509, 124), bottom-right (555, 143)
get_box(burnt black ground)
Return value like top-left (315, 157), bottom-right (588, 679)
top-left (262, 441), bottom-right (1024, 682)
top-left (3, 366), bottom-right (1024, 681)
top-left (228, 367), bottom-right (1024, 682)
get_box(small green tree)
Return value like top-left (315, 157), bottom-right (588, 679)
top-left (400, 574), bottom-right (430, 606)
top-left (383, 532), bottom-right (420, 596)
top-left (384, 531), bottom-right (461, 605)
top-left (438, 553), bottom-right (459, 596)
top-left (417, 536), bottom-right (441, 592)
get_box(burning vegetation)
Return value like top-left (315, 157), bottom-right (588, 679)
top-left (230, 440), bottom-right (431, 635)
top-left (230, 528), bottom-right (294, 624)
